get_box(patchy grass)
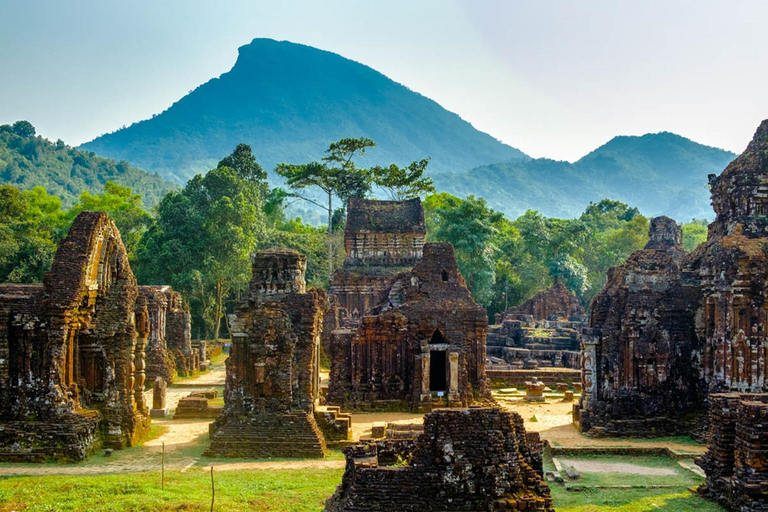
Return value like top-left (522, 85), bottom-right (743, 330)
top-left (0, 467), bottom-right (343, 512)
top-left (545, 454), bottom-right (724, 511)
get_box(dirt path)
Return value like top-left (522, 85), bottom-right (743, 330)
top-left (558, 458), bottom-right (678, 476)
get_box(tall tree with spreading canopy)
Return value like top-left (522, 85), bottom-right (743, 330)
top-left (427, 194), bottom-right (503, 303)
top-left (370, 158), bottom-right (435, 200)
top-left (275, 137), bottom-right (376, 279)
top-left (135, 147), bottom-right (266, 339)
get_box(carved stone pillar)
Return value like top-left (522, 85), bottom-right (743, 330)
top-left (577, 327), bottom-right (601, 431)
top-left (447, 351), bottom-right (461, 406)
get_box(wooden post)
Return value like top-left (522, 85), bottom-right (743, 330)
top-left (161, 442), bottom-right (165, 489)
top-left (210, 466), bottom-right (215, 512)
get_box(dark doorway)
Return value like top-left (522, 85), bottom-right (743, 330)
top-left (430, 350), bottom-right (447, 392)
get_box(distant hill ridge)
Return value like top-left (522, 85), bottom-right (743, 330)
top-left (0, 122), bottom-right (176, 207)
top-left (82, 38), bottom-right (528, 183)
top-left (434, 131), bottom-right (737, 221)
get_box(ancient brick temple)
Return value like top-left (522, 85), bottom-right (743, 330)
top-left (696, 394), bottom-right (768, 512)
top-left (0, 212), bottom-right (151, 461)
top-left (497, 282), bottom-right (585, 322)
top-left (488, 282), bottom-right (585, 371)
top-left (328, 242), bottom-right (490, 411)
top-left (575, 216), bottom-right (705, 436)
top-left (139, 285), bottom-right (196, 381)
top-left (323, 197), bottom-right (426, 355)
top-left (577, 120), bottom-right (768, 442)
top-left (207, 248), bottom-right (329, 458)
top-left (324, 407), bottom-right (554, 512)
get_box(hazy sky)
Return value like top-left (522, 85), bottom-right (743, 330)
top-left (1, 0), bottom-right (766, 161)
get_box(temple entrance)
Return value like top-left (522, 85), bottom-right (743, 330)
top-left (430, 350), bottom-right (447, 392)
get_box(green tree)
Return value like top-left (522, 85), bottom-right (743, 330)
top-left (682, 218), bottom-right (708, 252)
top-left (370, 158), bottom-right (435, 200)
top-left (64, 182), bottom-right (152, 259)
top-left (135, 152), bottom-right (265, 339)
top-left (12, 120), bottom-right (35, 138)
top-left (427, 194), bottom-right (503, 303)
top-left (0, 185), bottom-right (62, 282)
top-left (217, 143), bottom-right (267, 183)
top-left (276, 137), bottom-right (376, 279)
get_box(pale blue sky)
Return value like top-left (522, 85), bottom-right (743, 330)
top-left (1, 0), bottom-right (766, 161)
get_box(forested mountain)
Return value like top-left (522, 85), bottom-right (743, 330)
top-left (81, 38), bottom-right (528, 183)
top-left (0, 121), bottom-right (176, 207)
top-left (434, 132), bottom-right (737, 221)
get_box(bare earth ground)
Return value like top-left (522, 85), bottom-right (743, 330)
top-left (0, 372), bottom-right (703, 476)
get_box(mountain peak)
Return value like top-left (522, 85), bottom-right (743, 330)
top-left (81, 38), bottom-right (527, 183)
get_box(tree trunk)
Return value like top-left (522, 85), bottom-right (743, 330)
top-left (328, 189), bottom-right (333, 281)
top-left (213, 279), bottom-right (224, 340)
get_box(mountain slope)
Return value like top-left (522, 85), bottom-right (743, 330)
top-left (82, 38), bottom-right (527, 183)
top-left (434, 132), bottom-right (737, 221)
top-left (0, 122), bottom-right (176, 207)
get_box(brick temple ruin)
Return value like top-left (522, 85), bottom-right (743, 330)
top-left (139, 285), bottom-right (197, 382)
top-left (575, 118), bottom-right (768, 502)
top-left (207, 248), bottom-right (331, 458)
top-left (696, 393), bottom-right (768, 512)
top-left (575, 216), bottom-right (705, 436)
top-left (0, 212), bottom-right (151, 461)
top-left (487, 282), bottom-right (585, 371)
top-left (325, 407), bottom-right (554, 512)
top-left (327, 230), bottom-right (490, 411)
top-left (322, 197), bottom-right (426, 356)
top-left (326, 207), bottom-right (491, 411)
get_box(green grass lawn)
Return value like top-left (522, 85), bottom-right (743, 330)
top-left (0, 468), bottom-right (343, 512)
top-left (545, 454), bottom-right (725, 512)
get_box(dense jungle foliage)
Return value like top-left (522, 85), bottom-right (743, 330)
top-left (0, 141), bottom-right (710, 337)
top-left (0, 121), bottom-right (176, 207)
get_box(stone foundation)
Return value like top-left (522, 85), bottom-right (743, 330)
top-left (324, 407), bottom-right (554, 512)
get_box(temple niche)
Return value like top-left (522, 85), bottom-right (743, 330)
top-left (207, 248), bottom-right (329, 458)
top-left (328, 242), bottom-right (490, 412)
top-left (0, 211), bottom-right (151, 461)
top-left (575, 216), bottom-right (705, 436)
top-left (325, 407), bottom-right (554, 512)
top-left (488, 282), bottom-right (585, 371)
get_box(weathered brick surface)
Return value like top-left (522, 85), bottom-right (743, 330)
top-left (0, 211), bottom-right (151, 460)
top-left (328, 242), bottom-right (491, 412)
top-left (696, 393), bottom-right (768, 511)
top-left (322, 198), bottom-right (426, 356)
top-left (324, 408), bottom-right (554, 512)
top-left (207, 248), bottom-right (328, 458)
top-left (576, 216), bottom-right (705, 436)
top-left (497, 282), bottom-right (585, 323)
top-left (139, 286), bottom-right (176, 384)
top-left (577, 120), bottom-right (768, 451)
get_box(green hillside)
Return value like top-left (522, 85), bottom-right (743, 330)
top-left (81, 38), bottom-right (527, 183)
top-left (0, 121), bottom-right (176, 207)
top-left (434, 132), bottom-right (737, 221)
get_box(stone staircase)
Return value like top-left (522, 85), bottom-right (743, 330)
top-left (206, 411), bottom-right (327, 458)
top-left (314, 405), bottom-right (352, 443)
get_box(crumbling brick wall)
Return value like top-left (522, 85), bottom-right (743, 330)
top-left (139, 286), bottom-right (176, 384)
top-left (497, 282), bottom-right (584, 322)
top-left (207, 248), bottom-right (328, 458)
top-left (328, 243), bottom-right (490, 412)
top-left (324, 407), bottom-right (554, 512)
top-left (322, 198), bottom-right (426, 356)
top-left (576, 216), bottom-right (705, 436)
top-left (696, 393), bottom-right (768, 512)
top-left (0, 211), bottom-right (151, 460)
top-left (163, 289), bottom-right (197, 375)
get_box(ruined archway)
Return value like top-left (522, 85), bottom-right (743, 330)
top-left (41, 211), bottom-right (149, 447)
